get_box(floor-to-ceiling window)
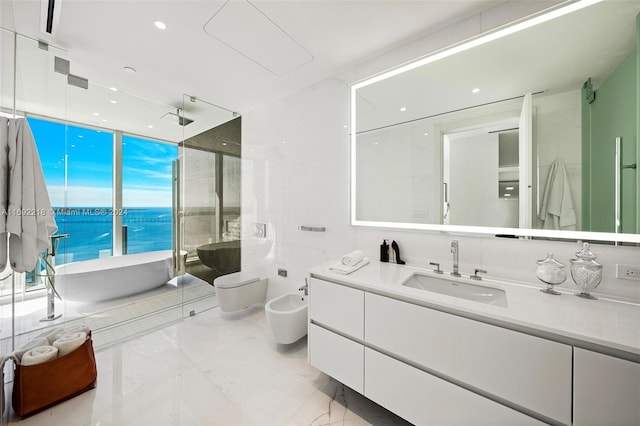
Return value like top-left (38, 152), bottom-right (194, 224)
top-left (30, 117), bottom-right (114, 265)
top-left (122, 135), bottom-right (178, 254)
top-left (29, 117), bottom-right (179, 268)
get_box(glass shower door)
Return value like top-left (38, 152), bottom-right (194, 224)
top-left (177, 95), bottom-right (239, 317)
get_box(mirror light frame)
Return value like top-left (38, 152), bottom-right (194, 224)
top-left (350, 0), bottom-right (640, 244)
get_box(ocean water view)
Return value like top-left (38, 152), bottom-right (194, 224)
top-left (53, 207), bottom-right (173, 264)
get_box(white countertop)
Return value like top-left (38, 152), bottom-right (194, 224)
top-left (309, 260), bottom-right (640, 360)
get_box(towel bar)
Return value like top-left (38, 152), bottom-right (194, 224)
top-left (299, 226), bottom-right (325, 232)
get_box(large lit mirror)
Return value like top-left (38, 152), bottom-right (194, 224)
top-left (351, 0), bottom-right (640, 243)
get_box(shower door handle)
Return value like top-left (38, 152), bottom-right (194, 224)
top-left (615, 137), bottom-right (621, 233)
top-left (172, 160), bottom-right (184, 276)
top-left (616, 136), bottom-right (639, 234)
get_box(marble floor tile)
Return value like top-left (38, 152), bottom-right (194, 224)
top-left (4, 306), bottom-right (409, 426)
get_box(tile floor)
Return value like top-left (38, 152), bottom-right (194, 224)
top-left (4, 306), bottom-right (410, 426)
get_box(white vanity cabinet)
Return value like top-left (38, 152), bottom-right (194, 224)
top-left (308, 278), bottom-right (364, 393)
top-left (365, 348), bottom-right (544, 425)
top-left (365, 293), bottom-right (572, 424)
top-left (308, 278), bottom-right (363, 339)
top-left (307, 276), bottom-right (639, 426)
top-left (573, 348), bottom-right (640, 425)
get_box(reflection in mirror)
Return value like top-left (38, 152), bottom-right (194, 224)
top-left (352, 0), bottom-right (640, 243)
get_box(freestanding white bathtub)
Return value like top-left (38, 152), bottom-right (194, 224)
top-left (54, 250), bottom-right (174, 303)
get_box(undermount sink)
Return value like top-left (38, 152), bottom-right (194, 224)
top-left (402, 273), bottom-right (508, 307)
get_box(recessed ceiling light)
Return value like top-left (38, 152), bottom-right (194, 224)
top-left (506, 186), bottom-right (514, 190)
top-left (110, 100), bottom-right (117, 104)
top-left (424, 132), bottom-right (429, 136)
top-left (93, 112), bottom-right (100, 116)
top-left (249, 149), bottom-right (254, 152)
top-left (282, 140), bottom-right (286, 144)
top-left (373, 142), bottom-right (379, 145)
top-left (123, 66), bottom-right (137, 74)
top-left (504, 193), bottom-right (511, 197)
top-left (400, 107), bottom-right (407, 112)
top-left (109, 87), bottom-right (117, 92)
top-left (71, 144), bottom-right (76, 148)
top-left (472, 88), bottom-right (480, 94)
top-left (343, 125), bottom-right (347, 128)
top-left (148, 125), bottom-right (154, 129)
top-left (101, 119), bottom-right (108, 122)
top-left (154, 21), bottom-right (167, 30)
top-left (78, 135), bottom-right (83, 139)
top-left (222, 142), bottom-right (228, 146)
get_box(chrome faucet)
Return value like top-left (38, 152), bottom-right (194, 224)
top-left (299, 278), bottom-right (309, 296)
top-left (450, 240), bottom-right (461, 277)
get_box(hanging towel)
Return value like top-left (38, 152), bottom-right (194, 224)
top-left (538, 159), bottom-right (577, 230)
top-left (330, 257), bottom-right (370, 275)
top-left (53, 332), bottom-right (87, 357)
top-left (21, 345), bottom-right (59, 366)
top-left (6, 118), bottom-right (57, 272)
top-left (0, 118), bottom-right (9, 270)
top-left (340, 250), bottom-right (365, 266)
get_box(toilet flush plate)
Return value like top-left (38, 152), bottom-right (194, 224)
top-left (254, 223), bottom-right (267, 238)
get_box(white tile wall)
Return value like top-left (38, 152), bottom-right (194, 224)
top-left (241, 1), bottom-right (640, 303)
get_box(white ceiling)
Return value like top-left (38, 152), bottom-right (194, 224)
top-left (3, 0), bottom-right (508, 126)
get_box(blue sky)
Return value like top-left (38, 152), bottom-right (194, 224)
top-left (29, 117), bottom-right (177, 207)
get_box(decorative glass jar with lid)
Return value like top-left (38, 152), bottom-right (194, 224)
top-left (569, 242), bottom-right (602, 299)
top-left (536, 252), bottom-right (566, 295)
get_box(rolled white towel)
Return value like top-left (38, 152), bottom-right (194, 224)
top-left (14, 337), bottom-right (49, 360)
top-left (65, 324), bottom-right (91, 335)
top-left (35, 327), bottom-right (65, 345)
top-left (21, 346), bottom-right (58, 366)
top-left (341, 250), bottom-right (365, 266)
top-left (53, 332), bottom-right (87, 357)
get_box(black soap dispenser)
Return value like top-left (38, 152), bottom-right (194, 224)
top-left (380, 240), bottom-right (389, 262)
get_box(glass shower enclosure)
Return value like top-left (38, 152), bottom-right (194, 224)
top-left (0, 31), bottom-right (239, 364)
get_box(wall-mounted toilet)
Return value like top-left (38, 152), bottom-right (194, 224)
top-left (213, 271), bottom-right (268, 312)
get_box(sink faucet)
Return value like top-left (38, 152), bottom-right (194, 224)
top-left (450, 240), bottom-right (461, 277)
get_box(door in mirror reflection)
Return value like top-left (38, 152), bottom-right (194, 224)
top-left (443, 95), bottom-right (529, 228)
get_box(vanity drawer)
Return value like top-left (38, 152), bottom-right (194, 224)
top-left (365, 293), bottom-right (572, 424)
top-left (365, 348), bottom-right (543, 425)
top-left (573, 348), bottom-right (640, 425)
top-left (309, 278), bottom-right (364, 339)
top-left (309, 324), bottom-right (363, 393)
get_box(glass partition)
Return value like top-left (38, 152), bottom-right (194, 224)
top-left (178, 95), bottom-right (239, 317)
top-left (1, 31), bottom-right (240, 380)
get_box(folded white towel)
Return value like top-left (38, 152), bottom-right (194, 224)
top-left (341, 250), bottom-right (365, 266)
top-left (21, 345), bottom-right (58, 366)
top-left (53, 332), bottom-right (87, 357)
top-left (65, 324), bottom-right (91, 335)
top-left (14, 337), bottom-right (49, 360)
top-left (34, 327), bottom-right (65, 345)
top-left (330, 257), bottom-right (370, 275)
